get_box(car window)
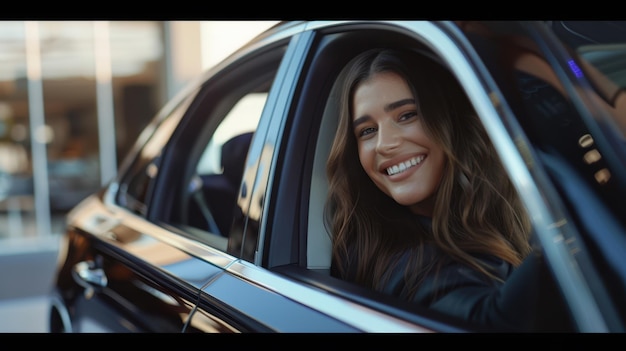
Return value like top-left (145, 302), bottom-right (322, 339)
top-left (196, 93), bottom-right (266, 175)
top-left (116, 88), bottom-right (200, 216)
top-left (149, 43), bottom-right (288, 252)
top-left (186, 92), bottom-right (266, 237)
top-left (279, 23), bottom-right (581, 332)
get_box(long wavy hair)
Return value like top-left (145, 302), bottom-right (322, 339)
top-left (324, 48), bottom-right (532, 299)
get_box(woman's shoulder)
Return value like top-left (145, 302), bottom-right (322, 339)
top-left (468, 252), bottom-right (515, 281)
top-left (385, 245), bottom-right (513, 302)
top-left (398, 244), bottom-right (513, 281)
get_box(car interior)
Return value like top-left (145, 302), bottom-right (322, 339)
top-left (505, 31), bottom-right (626, 326)
top-left (199, 131), bottom-right (254, 236)
top-left (174, 92), bottom-right (264, 249)
top-left (161, 45), bottom-right (285, 251)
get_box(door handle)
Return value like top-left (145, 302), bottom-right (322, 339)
top-left (72, 260), bottom-right (108, 299)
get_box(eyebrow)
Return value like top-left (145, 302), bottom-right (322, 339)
top-left (385, 98), bottom-right (415, 112)
top-left (352, 98), bottom-right (416, 130)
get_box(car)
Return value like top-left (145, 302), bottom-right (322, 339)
top-left (48, 20), bottom-right (626, 333)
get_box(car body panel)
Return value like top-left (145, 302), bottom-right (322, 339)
top-left (52, 193), bottom-right (239, 332)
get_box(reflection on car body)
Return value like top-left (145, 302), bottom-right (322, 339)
top-left (49, 20), bottom-right (626, 333)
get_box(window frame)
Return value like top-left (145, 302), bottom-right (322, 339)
top-left (132, 38), bottom-right (292, 252)
top-left (114, 87), bottom-right (201, 216)
top-left (261, 22), bottom-right (502, 332)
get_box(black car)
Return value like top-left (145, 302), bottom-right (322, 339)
top-left (48, 21), bottom-right (626, 333)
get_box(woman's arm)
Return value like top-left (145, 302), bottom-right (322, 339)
top-left (384, 249), bottom-right (560, 331)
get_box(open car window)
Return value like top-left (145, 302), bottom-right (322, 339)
top-left (277, 22), bottom-right (594, 332)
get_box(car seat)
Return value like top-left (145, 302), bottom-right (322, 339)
top-left (201, 132), bottom-right (254, 236)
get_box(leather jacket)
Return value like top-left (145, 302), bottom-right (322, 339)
top-left (381, 244), bottom-right (544, 332)
top-left (334, 216), bottom-right (571, 331)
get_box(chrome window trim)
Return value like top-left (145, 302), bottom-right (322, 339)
top-left (116, 209), bottom-right (236, 268)
top-left (226, 259), bottom-right (433, 332)
top-left (77, 192), bottom-right (237, 270)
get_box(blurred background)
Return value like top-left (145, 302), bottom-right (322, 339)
top-left (0, 20), bottom-right (277, 332)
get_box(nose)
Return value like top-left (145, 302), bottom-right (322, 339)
top-left (375, 124), bottom-right (400, 154)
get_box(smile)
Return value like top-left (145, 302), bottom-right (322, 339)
top-left (386, 155), bottom-right (425, 176)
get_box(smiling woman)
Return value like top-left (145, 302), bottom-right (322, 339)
top-left (325, 48), bottom-right (554, 331)
top-left (351, 70), bottom-right (445, 215)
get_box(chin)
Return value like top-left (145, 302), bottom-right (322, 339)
top-left (391, 195), bottom-right (422, 207)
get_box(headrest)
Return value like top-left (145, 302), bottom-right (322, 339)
top-left (221, 132), bottom-right (254, 185)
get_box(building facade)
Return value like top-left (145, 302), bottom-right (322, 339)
top-left (0, 21), bottom-right (276, 239)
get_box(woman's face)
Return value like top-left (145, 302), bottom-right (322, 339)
top-left (352, 71), bottom-right (446, 216)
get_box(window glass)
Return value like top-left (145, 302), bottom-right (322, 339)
top-left (162, 45), bottom-right (287, 250)
top-left (196, 93), bottom-right (266, 175)
top-left (184, 92), bottom-right (266, 238)
top-left (116, 88), bottom-right (198, 215)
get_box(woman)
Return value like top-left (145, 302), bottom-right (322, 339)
top-left (324, 48), bottom-right (554, 331)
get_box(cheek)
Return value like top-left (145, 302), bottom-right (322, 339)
top-left (406, 123), bottom-right (430, 143)
top-left (357, 142), bottom-right (375, 172)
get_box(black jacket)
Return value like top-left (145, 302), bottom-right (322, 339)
top-left (381, 245), bottom-right (544, 331)
top-left (334, 217), bottom-right (572, 332)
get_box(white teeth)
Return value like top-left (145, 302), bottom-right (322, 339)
top-left (386, 156), bottom-right (424, 175)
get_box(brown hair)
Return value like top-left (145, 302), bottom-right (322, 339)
top-left (324, 48), bottom-right (532, 298)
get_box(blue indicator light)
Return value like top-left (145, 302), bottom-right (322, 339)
top-left (568, 59), bottom-right (584, 78)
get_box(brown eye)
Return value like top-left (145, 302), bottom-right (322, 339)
top-left (399, 111), bottom-right (418, 122)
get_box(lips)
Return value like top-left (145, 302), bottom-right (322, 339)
top-left (385, 155), bottom-right (425, 176)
